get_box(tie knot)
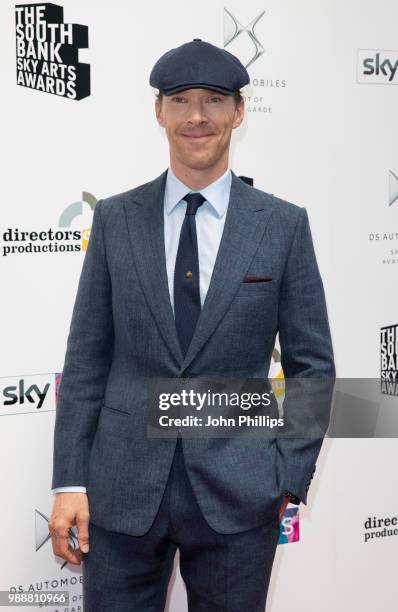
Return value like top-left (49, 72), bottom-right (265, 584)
top-left (183, 192), bottom-right (206, 216)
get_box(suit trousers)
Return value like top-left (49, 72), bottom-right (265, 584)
top-left (82, 436), bottom-right (281, 612)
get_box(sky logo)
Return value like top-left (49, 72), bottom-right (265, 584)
top-left (357, 50), bottom-right (398, 84)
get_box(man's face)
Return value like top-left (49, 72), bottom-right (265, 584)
top-left (155, 88), bottom-right (244, 170)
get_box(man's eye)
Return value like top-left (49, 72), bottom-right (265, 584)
top-left (171, 96), bottom-right (222, 103)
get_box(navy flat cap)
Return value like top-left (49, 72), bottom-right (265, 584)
top-left (149, 38), bottom-right (250, 95)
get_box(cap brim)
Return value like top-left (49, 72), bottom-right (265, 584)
top-left (161, 83), bottom-right (235, 95)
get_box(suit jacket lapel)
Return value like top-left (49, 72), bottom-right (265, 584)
top-left (180, 171), bottom-right (275, 372)
top-left (123, 169), bottom-right (184, 366)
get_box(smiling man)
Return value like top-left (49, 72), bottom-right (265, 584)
top-left (154, 87), bottom-right (244, 188)
top-left (50, 39), bottom-right (335, 611)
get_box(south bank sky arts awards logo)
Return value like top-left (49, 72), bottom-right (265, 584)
top-left (15, 2), bottom-right (90, 99)
top-left (380, 324), bottom-right (398, 396)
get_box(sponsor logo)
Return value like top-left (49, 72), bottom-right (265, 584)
top-left (364, 514), bottom-right (398, 542)
top-left (367, 172), bottom-right (398, 265)
top-left (279, 506), bottom-right (300, 544)
top-left (389, 170), bottom-right (398, 207)
top-left (0, 373), bottom-right (61, 415)
top-left (357, 50), bottom-right (398, 85)
top-left (1, 192), bottom-right (97, 257)
top-left (223, 7), bottom-right (287, 116)
top-left (224, 8), bottom-right (265, 68)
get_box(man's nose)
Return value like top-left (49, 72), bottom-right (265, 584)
top-left (185, 100), bottom-right (207, 122)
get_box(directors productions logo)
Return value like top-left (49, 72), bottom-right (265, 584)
top-left (15, 2), bottom-right (90, 99)
top-left (364, 514), bottom-right (398, 543)
top-left (380, 324), bottom-right (398, 396)
top-left (357, 49), bottom-right (398, 84)
top-left (1, 191), bottom-right (98, 258)
top-left (223, 7), bottom-right (287, 115)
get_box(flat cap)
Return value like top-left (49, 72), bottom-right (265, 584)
top-left (149, 38), bottom-right (250, 95)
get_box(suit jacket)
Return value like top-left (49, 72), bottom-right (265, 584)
top-left (52, 169), bottom-right (336, 536)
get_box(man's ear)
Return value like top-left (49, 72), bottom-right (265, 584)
top-left (232, 100), bottom-right (245, 129)
top-left (155, 100), bottom-right (165, 127)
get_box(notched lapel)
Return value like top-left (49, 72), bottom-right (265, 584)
top-left (123, 169), bottom-right (184, 367)
top-left (180, 172), bottom-right (275, 373)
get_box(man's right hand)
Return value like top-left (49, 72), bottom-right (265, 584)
top-left (48, 493), bottom-right (90, 565)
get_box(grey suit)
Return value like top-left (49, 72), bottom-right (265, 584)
top-left (52, 169), bottom-right (335, 537)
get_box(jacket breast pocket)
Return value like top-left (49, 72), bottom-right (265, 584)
top-left (234, 279), bottom-right (277, 298)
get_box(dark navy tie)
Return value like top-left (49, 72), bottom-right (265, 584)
top-left (174, 192), bottom-right (206, 357)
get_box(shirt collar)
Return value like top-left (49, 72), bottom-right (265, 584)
top-left (164, 165), bottom-right (232, 219)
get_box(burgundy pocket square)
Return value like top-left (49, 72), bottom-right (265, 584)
top-left (242, 275), bottom-right (273, 283)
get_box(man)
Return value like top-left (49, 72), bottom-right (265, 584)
top-left (50, 39), bottom-right (335, 611)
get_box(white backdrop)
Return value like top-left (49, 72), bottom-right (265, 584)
top-left (1, 1), bottom-right (397, 610)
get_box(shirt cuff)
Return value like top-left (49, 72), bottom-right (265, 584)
top-left (52, 486), bottom-right (87, 494)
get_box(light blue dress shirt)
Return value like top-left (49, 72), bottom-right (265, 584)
top-left (53, 165), bottom-right (232, 494)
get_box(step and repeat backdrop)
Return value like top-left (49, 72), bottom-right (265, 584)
top-left (1, 0), bottom-right (397, 610)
